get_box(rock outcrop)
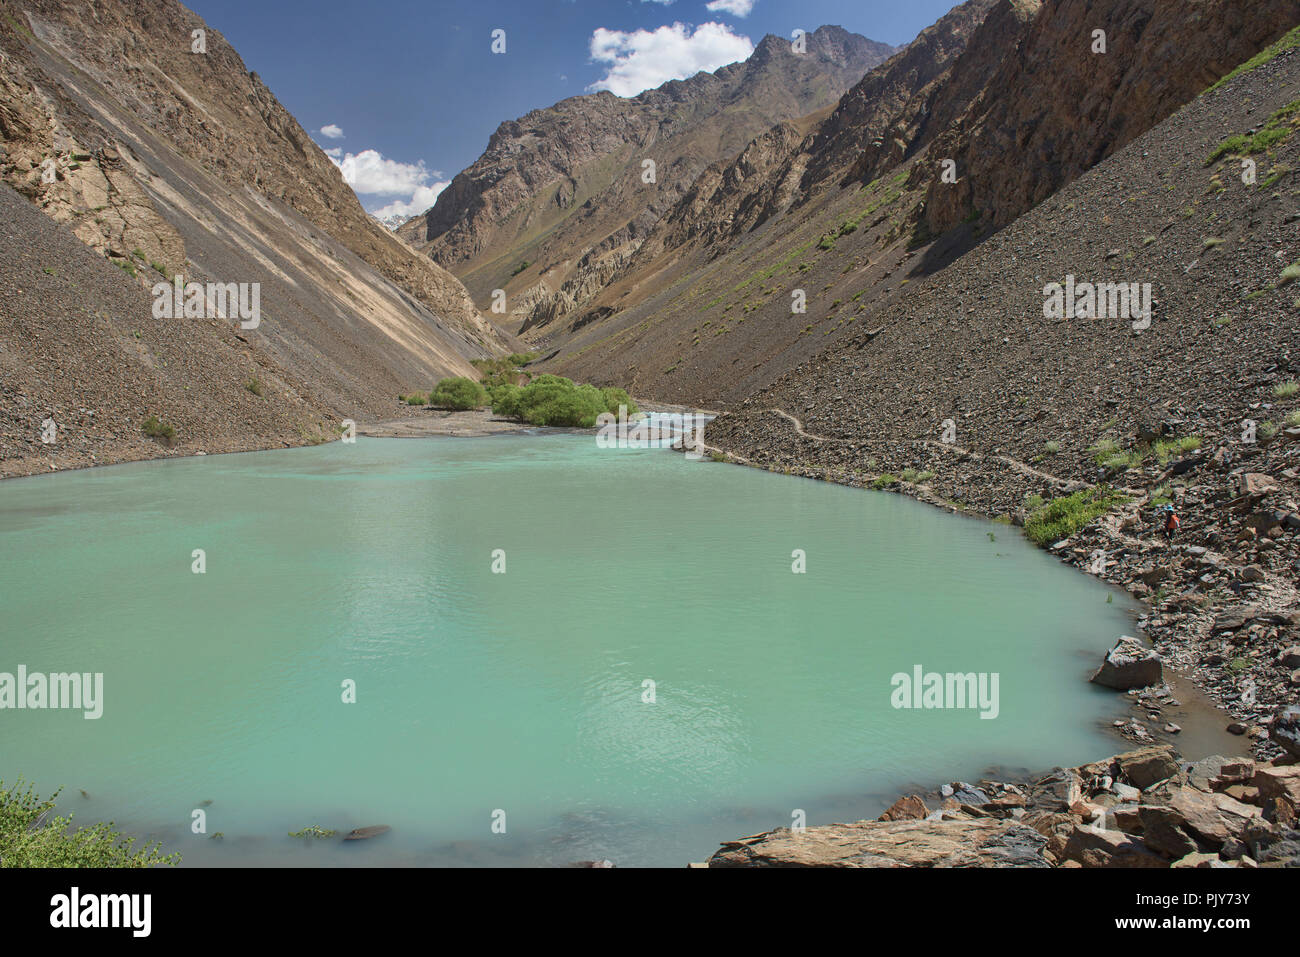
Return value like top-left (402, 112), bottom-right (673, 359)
top-left (706, 745), bottom-right (1300, 867)
top-left (401, 26), bottom-right (895, 307)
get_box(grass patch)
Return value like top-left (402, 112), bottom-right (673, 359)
top-left (1152, 435), bottom-right (1201, 464)
top-left (1206, 98), bottom-right (1300, 164)
top-left (1208, 25), bottom-right (1300, 92)
top-left (1275, 380), bottom-right (1299, 397)
top-left (245, 377), bottom-right (264, 397)
top-left (1279, 262), bottom-right (1300, 286)
top-left (1024, 487), bottom-right (1129, 546)
top-left (141, 415), bottom-right (176, 445)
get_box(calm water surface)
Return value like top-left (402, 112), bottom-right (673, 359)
top-left (0, 433), bottom-right (1135, 866)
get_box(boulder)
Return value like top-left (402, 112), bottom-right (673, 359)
top-left (1091, 636), bottom-right (1163, 690)
top-left (1061, 825), bottom-right (1168, 868)
top-left (707, 818), bottom-right (1050, 867)
top-left (1184, 755), bottom-right (1231, 791)
top-left (1136, 806), bottom-right (1198, 858)
top-left (1270, 706), bottom-right (1300, 759)
top-left (1116, 745), bottom-right (1181, 790)
top-left (1251, 765), bottom-right (1300, 805)
top-left (878, 795), bottom-right (929, 821)
top-left (1171, 851), bottom-right (1224, 868)
top-left (1239, 473), bottom-right (1279, 497)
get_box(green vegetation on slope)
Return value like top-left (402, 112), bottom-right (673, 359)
top-left (1208, 24), bottom-right (1300, 92)
top-left (1, 779), bottom-right (178, 867)
top-left (1206, 98), bottom-right (1300, 164)
top-left (1024, 488), bottom-right (1129, 546)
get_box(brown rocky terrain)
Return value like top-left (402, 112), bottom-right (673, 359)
top-left (397, 26), bottom-right (895, 325)
top-left (0, 178), bottom-right (339, 475)
top-left (0, 0), bottom-right (512, 476)
top-left (522, 0), bottom-right (1299, 410)
top-left (707, 745), bottom-right (1300, 867)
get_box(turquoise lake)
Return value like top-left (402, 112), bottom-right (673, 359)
top-left (0, 433), bottom-right (1136, 866)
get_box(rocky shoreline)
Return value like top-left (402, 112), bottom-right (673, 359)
top-left (705, 744), bottom-right (1299, 868)
top-left (698, 408), bottom-right (1300, 763)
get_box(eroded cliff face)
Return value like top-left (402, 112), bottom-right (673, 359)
top-left (400, 26), bottom-right (896, 308)
top-left (0, 0), bottom-right (515, 476)
top-left (920, 0), bottom-right (1300, 235)
top-left (0, 0), bottom-right (506, 354)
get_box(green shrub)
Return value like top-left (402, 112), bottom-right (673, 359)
top-left (428, 377), bottom-right (488, 410)
top-left (1024, 488), bottom-right (1129, 546)
top-left (142, 415), bottom-right (176, 445)
top-left (490, 383), bottom-right (523, 419)
top-left (598, 386), bottom-right (638, 416)
top-left (491, 376), bottom-right (638, 427)
top-left (0, 778), bottom-right (178, 867)
top-left (245, 377), bottom-right (264, 396)
top-left (405, 394), bottom-right (427, 406)
top-left (1274, 380), bottom-right (1298, 397)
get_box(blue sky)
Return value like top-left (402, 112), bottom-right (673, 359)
top-left (186, 0), bottom-right (961, 219)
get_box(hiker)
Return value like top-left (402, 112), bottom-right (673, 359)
top-left (1160, 504), bottom-right (1180, 543)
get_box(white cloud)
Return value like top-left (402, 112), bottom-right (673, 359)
top-left (328, 149), bottom-right (448, 220)
top-left (319, 124), bottom-right (344, 139)
top-left (705, 0), bottom-right (755, 16)
top-left (323, 147), bottom-right (342, 159)
top-left (587, 21), bottom-right (753, 97)
top-left (331, 149), bottom-right (437, 196)
top-left (370, 182), bottom-right (451, 222)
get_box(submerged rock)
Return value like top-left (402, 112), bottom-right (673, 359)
top-left (343, 825), bottom-right (391, 841)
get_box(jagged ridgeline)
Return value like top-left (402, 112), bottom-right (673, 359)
top-left (0, 0), bottom-right (512, 478)
top-left (433, 0), bottom-right (1297, 410)
top-left (396, 25), bottom-right (897, 330)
